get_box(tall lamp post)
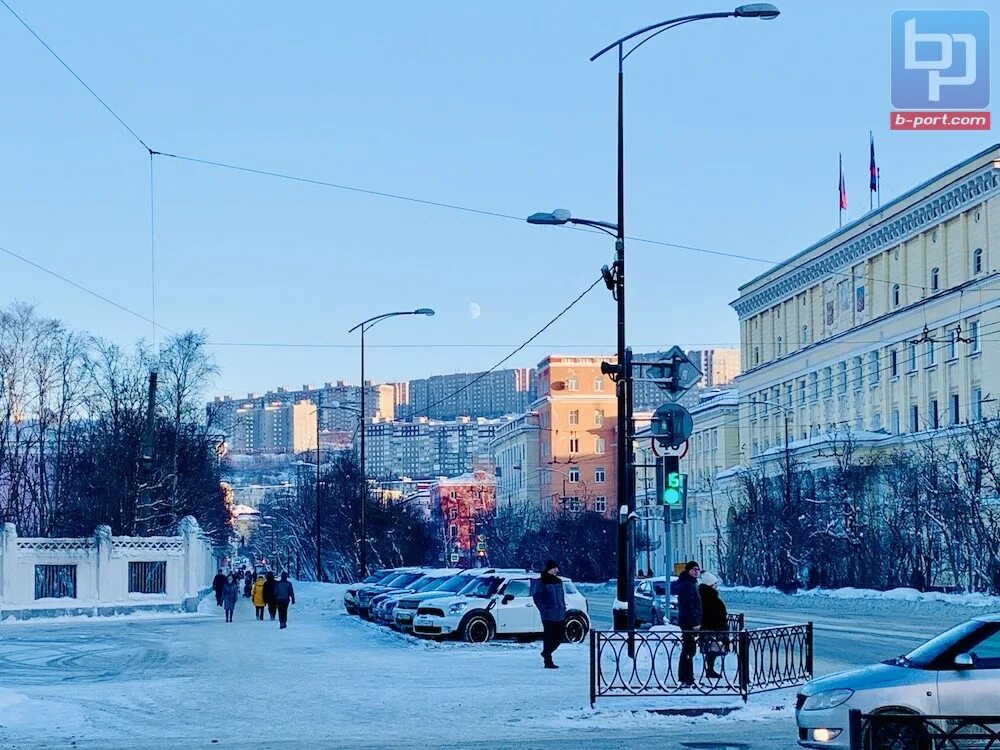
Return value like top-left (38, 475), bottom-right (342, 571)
top-left (528, 3), bottom-right (779, 631)
top-left (349, 308), bottom-right (435, 578)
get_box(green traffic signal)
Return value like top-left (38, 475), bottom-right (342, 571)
top-left (663, 471), bottom-right (682, 505)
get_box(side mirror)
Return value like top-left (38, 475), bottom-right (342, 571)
top-left (955, 653), bottom-right (974, 669)
top-left (502, 594), bottom-right (514, 604)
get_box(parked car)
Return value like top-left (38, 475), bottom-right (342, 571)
top-left (634, 576), bottom-right (678, 626)
top-left (343, 569), bottom-right (399, 615)
top-left (412, 570), bottom-right (590, 644)
top-left (370, 569), bottom-right (463, 627)
top-left (394, 570), bottom-right (503, 632)
top-left (795, 614), bottom-right (1000, 749)
top-left (355, 569), bottom-right (426, 619)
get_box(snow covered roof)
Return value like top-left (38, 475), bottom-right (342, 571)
top-left (231, 504), bottom-right (260, 517)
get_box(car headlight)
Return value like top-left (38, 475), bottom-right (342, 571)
top-left (801, 689), bottom-right (854, 711)
top-left (448, 602), bottom-right (469, 615)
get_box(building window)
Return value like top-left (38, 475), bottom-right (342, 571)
top-left (890, 350), bottom-right (898, 377)
top-left (892, 283), bottom-right (900, 307)
top-left (809, 373), bottom-right (818, 402)
top-left (926, 340), bottom-right (936, 367)
top-left (776, 336), bottom-right (783, 357)
top-left (567, 376), bottom-right (578, 391)
top-left (595, 496), bottom-right (607, 513)
top-left (872, 412), bottom-right (882, 431)
top-left (823, 367), bottom-right (832, 398)
top-left (128, 561), bottom-right (166, 594)
top-left (908, 343), bottom-right (917, 372)
top-left (853, 356), bottom-right (863, 389)
top-left (891, 409), bottom-right (900, 433)
top-left (568, 410), bottom-right (579, 425)
top-left (594, 409), bottom-right (605, 426)
top-left (950, 394), bottom-right (960, 425)
top-left (973, 388), bottom-right (983, 421)
top-left (969, 320), bottom-right (980, 353)
top-left (870, 350), bottom-right (881, 385)
top-left (910, 405), bottom-right (919, 433)
top-left (801, 325), bottom-right (809, 345)
top-left (566, 497), bottom-right (581, 513)
top-left (930, 267), bottom-right (940, 291)
top-left (450, 525), bottom-right (458, 539)
top-left (595, 437), bottom-right (606, 454)
top-left (449, 507), bottom-right (458, 520)
top-left (595, 468), bottom-right (606, 483)
top-left (568, 467), bottom-right (580, 483)
top-left (930, 399), bottom-right (939, 429)
top-left (569, 434), bottom-right (579, 453)
top-left (753, 346), bottom-right (760, 366)
top-left (594, 377), bottom-right (604, 391)
top-left (35, 564), bottom-right (77, 600)
top-left (838, 362), bottom-right (847, 394)
top-left (974, 248), bottom-right (984, 275)
top-left (799, 380), bottom-right (806, 406)
top-left (948, 329), bottom-right (958, 360)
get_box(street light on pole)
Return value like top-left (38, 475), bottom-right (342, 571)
top-left (348, 308), bottom-right (435, 579)
top-left (529, 3), bottom-right (779, 632)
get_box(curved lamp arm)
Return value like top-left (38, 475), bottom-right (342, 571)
top-left (590, 11), bottom-right (735, 62)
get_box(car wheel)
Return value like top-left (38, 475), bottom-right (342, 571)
top-left (462, 614), bottom-right (494, 644)
top-left (564, 613), bottom-right (589, 644)
top-left (864, 709), bottom-right (931, 750)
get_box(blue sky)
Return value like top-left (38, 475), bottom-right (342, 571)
top-left (0, 1), bottom-right (995, 399)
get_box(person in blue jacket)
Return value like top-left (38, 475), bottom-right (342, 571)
top-left (670, 561), bottom-right (703, 686)
top-left (531, 560), bottom-right (567, 669)
top-left (222, 575), bottom-right (239, 623)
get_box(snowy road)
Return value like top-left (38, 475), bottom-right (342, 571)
top-left (1, 583), bottom-right (798, 750)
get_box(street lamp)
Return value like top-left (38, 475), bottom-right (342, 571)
top-left (348, 308), bottom-right (435, 578)
top-left (528, 3), bottom-right (779, 632)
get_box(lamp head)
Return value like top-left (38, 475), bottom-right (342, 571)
top-left (527, 209), bottom-right (571, 226)
top-left (414, 308), bottom-right (435, 316)
top-left (734, 3), bottom-right (780, 19)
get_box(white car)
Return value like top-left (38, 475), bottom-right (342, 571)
top-left (394, 570), bottom-right (507, 632)
top-left (796, 614), bottom-right (1000, 749)
top-left (411, 570), bottom-right (590, 644)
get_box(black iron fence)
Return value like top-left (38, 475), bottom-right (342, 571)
top-left (848, 710), bottom-right (1000, 749)
top-left (590, 619), bottom-right (812, 705)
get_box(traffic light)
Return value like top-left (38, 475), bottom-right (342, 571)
top-left (663, 470), bottom-right (683, 506)
top-left (655, 455), bottom-right (687, 516)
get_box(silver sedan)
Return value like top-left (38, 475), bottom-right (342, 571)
top-left (796, 614), bottom-right (1000, 749)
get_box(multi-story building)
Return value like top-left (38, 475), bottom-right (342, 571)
top-left (228, 399), bottom-right (317, 454)
top-left (734, 144), bottom-right (1000, 460)
top-left (489, 412), bottom-right (541, 511)
top-left (534, 355), bottom-right (618, 516)
top-left (363, 416), bottom-right (501, 479)
top-left (398, 368), bottom-right (536, 420)
top-left (430, 470), bottom-right (496, 567)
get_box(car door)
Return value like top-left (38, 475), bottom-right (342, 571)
top-left (635, 581), bottom-right (651, 623)
top-left (936, 623), bottom-right (1000, 714)
top-left (495, 579), bottom-right (538, 635)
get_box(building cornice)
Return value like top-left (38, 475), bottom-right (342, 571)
top-left (732, 161), bottom-right (1000, 320)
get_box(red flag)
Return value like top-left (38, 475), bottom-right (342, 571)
top-left (839, 153), bottom-right (847, 211)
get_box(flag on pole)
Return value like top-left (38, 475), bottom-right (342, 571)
top-left (869, 132), bottom-right (878, 193)
top-left (839, 153), bottom-right (847, 213)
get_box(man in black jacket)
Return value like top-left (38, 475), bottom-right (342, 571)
top-left (262, 572), bottom-right (277, 620)
top-left (273, 572), bottom-right (295, 629)
top-left (212, 569), bottom-right (227, 607)
top-left (670, 560), bottom-right (702, 686)
top-left (530, 560), bottom-right (567, 669)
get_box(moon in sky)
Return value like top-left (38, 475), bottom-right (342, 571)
top-left (469, 302), bottom-right (481, 320)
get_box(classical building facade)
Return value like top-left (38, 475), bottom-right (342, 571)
top-left (489, 411), bottom-right (541, 511)
top-left (430, 470), bottom-right (496, 567)
top-left (734, 144), bottom-right (1000, 460)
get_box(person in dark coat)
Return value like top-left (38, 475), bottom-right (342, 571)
top-left (698, 572), bottom-right (728, 679)
top-left (263, 572), bottom-right (277, 620)
top-left (212, 569), bottom-right (227, 607)
top-left (222, 575), bottom-right (239, 623)
top-left (243, 570), bottom-right (253, 598)
top-left (530, 560), bottom-right (567, 669)
top-left (273, 572), bottom-right (295, 629)
top-left (670, 560), bottom-right (703, 686)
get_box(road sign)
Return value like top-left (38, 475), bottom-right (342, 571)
top-left (650, 403), bottom-right (693, 448)
top-left (450, 553), bottom-right (460, 563)
top-left (650, 439), bottom-right (688, 458)
top-left (644, 346), bottom-right (702, 402)
top-left (477, 534), bottom-right (486, 542)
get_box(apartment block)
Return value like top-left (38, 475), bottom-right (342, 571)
top-left (398, 368), bottom-right (536, 420)
top-left (228, 399), bottom-right (317, 455)
top-left (363, 416), bottom-right (501, 479)
top-left (431, 470), bottom-right (496, 567)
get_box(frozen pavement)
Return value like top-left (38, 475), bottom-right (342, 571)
top-left (0, 582), bottom-right (801, 749)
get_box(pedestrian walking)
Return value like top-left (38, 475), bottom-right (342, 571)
top-left (263, 571), bottom-right (277, 620)
top-left (243, 570), bottom-right (253, 599)
top-left (273, 572), bottom-right (295, 629)
top-left (212, 569), bottom-right (227, 607)
top-left (671, 560), bottom-right (703, 687)
top-left (530, 560), bottom-right (567, 669)
top-left (698, 571), bottom-right (729, 679)
top-left (222, 575), bottom-right (238, 623)
top-left (251, 575), bottom-right (266, 620)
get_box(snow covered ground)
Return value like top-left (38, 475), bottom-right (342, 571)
top-left (0, 582), bottom-right (799, 749)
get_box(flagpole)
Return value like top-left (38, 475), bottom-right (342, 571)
top-left (869, 131), bottom-right (874, 212)
top-left (839, 152), bottom-right (844, 228)
top-left (877, 168), bottom-right (881, 208)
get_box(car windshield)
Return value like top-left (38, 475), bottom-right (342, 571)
top-left (461, 576), bottom-right (503, 598)
top-left (900, 620), bottom-right (985, 667)
top-left (438, 575), bottom-right (475, 593)
top-left (383, 572), bottom-right (421, 588)
top-left (652, 582), bottom-right (667, 596)
top-left (563, 581), bottom-right (579, 595)
top-left (421, 577), bottom-right (452, 592)
top-left (362, 571), bottom-right (386, 584)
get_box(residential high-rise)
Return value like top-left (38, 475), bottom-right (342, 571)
top-left (398, 368), bottom-right (535, 420)
top-left (228, 399), bottom-right (317, 454)
top-left (363, 416), bottom-right (501, 479)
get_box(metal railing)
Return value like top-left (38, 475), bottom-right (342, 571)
top-left (128, 560), bottom-right (166, 594)
top-left (590, 619), bottom-right (812, 705)
top-left (34, 564), bottom-right (77, 599)
top-left (848, 710), bottom-right (1000, 750)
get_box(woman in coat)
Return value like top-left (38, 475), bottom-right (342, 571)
top-left (251, 575), bottom-right (266, 620)
top-left (222, 575), bottom-right (239, 623)
top-left (698, 572), bottom-right (729, 679)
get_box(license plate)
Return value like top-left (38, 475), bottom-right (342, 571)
top-left (414, 616), bottom-right (432, 627)
top-left (398, 613), bottom-right (413, 622)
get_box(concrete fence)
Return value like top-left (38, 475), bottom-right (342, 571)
top-left (0, 516), bottom-right (220, 619)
